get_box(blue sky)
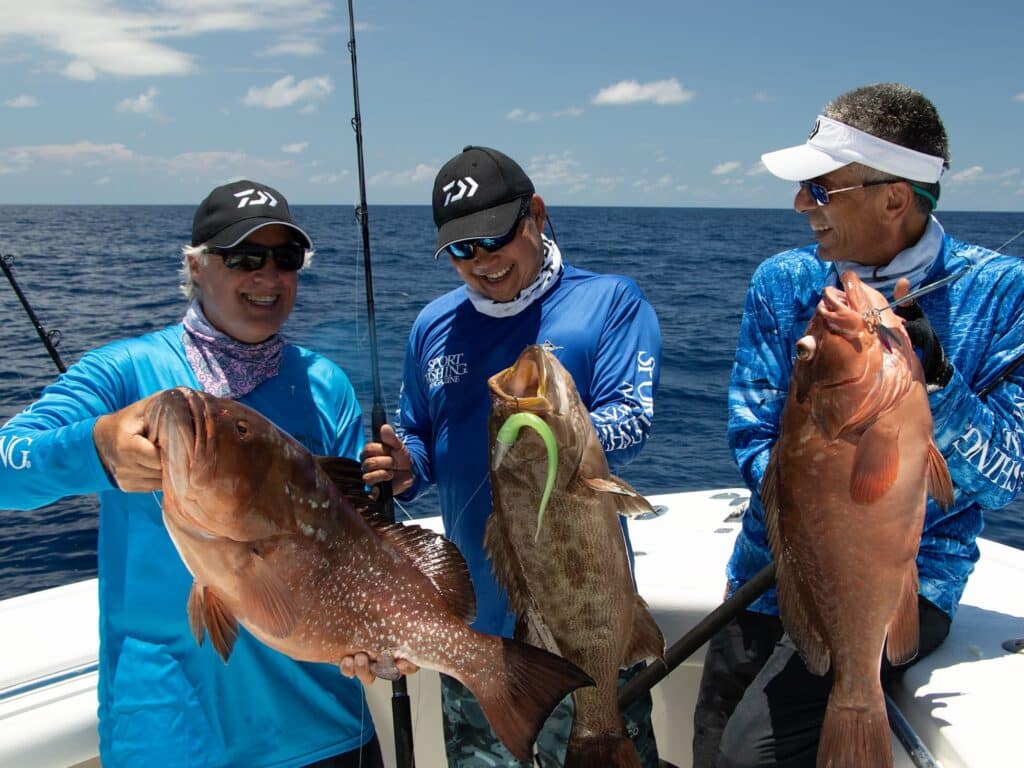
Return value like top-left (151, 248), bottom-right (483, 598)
top-left (0, 1), bottom-right (1021, 210)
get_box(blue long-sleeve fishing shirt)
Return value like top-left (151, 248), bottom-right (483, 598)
top-left (393, 262), bottom-right (662, 636)
top-left (726, 233), bottom-right (1024, 619)
top-left (0, 325), bottom-right (375, 768)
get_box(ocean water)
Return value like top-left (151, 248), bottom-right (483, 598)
top-left (1, 205), bottom-right (1022, 600)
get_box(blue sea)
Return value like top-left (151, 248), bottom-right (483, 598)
top-left (2, 205), bottom-right (1023, 601)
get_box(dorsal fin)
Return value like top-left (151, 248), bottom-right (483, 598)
top-left (370, 519), bottom-right (477, 623)
top-left (315, 455), bottom-right (384, 517)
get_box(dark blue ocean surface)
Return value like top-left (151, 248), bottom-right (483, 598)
top-left (1, 205), bottom-right (1022, 600)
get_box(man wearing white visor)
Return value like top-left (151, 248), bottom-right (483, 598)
top-left (693, 83), bottom-right (1024, 767)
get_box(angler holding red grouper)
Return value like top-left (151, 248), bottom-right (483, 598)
top-left (693, 82), bottom-right (1024, 768)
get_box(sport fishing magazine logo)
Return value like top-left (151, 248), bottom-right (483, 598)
top-left (426, 353), bottom-right (468, 388)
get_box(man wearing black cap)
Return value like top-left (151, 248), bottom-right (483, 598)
top-left (693, 83), bottom-right (1024, 767)
top-left (361, 146), bottom-right (663, 765)
top-left (0, 179), bottom-right (388, 768)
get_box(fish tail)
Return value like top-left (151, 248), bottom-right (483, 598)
top-left (818, 697), bottom-right (892, 768)
top-left (465, 638), bottom-right (594, 761)
top-left (565, 733), bottom-right (641, 768)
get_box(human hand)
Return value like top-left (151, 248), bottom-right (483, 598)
top-left (360, 424), bottom-right (414, 495)
top-left (92, 394), bottom-right (163, 492)
top-left (893, 278), bottom-right (953, 389)
top-left (339, 651), bottom-right (420, 685)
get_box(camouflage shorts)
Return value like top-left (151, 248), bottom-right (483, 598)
top-left (440, 662), bottom-right (660, 767)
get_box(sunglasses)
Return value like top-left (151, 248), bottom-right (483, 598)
top-left (799, 179), bottom-right (904, 206)
top-left (213, 243), bottom-right (306, 272)
top-left (446, 197), bottom-right (533, 260)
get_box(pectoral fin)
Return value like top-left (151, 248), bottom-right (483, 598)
top-left (850, 420), bottom-right (900, 504)
top-left (580, 475), bottom-right (656, 518)
top-left (238, 555), bottom-right (299, 639)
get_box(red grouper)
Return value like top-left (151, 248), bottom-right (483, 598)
top-left (144, 387), bottom-right (593, 761)
top-left (486, 344), bottom-right (665, 768)
top-left (761, 271), bottom-right (953, 768)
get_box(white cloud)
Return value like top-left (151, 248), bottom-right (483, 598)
top-left (310, 172), bottom-right (347, 184)
top-left (592, 77), bottom-right (694, 106)
top-left (116, 87), bottom-right (159, 114)
top-left (4, 95), bottom-right (38, 108)
top-left (746, 161), bottom-right (769, 176)
top-left (264, 40), bottom-right (322, 57)
top-left (64, 61), bottom-right (97, 81)
top-left (0, 1), bottom-right (333, 80)
top-left (1014, 93), bottom-right (1024, 102)
top-left (281, 142), bottom-right (309, 154)
top-left (554, 106), bottom-right (584, 118)
top-left (0, 141), bottom-right (138, 175)
top-left (94, 176), bottom-right (111, 185)
top-left (752, 91), bottom-right (773, 103)
top-left (507, 108), bottom-right (542, 122)
top-left (368, 163), bottom-right (436, 186)
top-left (244, 75), bottom-right (333, 108)
top-left (712, 161), bottom-right (742, 175)
top-left (949, 165), bottom-right (985, 183)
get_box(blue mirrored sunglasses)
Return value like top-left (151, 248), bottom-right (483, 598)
top-left (212, 243), bottom-right (306, 271)
top-left (446, 197), bottom-right (533, 260)
top-left (798, 179), bottom-right (903, 206)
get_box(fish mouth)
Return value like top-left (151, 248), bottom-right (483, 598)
top-left (487, 346), bottom-right (552, 415)
top-left (146, 388), bottom-right (213, 523)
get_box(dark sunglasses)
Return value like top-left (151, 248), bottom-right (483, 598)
top-left (799, 179), bottom-right (902, 206)
top-left (446, 197), bottom-right (533, 260)
top-left (213, 243), bottom-right (306, 271)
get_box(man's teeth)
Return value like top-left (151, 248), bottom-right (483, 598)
top-left (812, 225), bottom-right (830, 232)
top-left (245, 294), bottom-right (277, 306)
top-left (482, 265), bottom-right (511, 281)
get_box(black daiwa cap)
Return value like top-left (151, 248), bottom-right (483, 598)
top-left (432, 146), bottom-right (534, 259)
top-left (191, 179), bottom-right (312, 248)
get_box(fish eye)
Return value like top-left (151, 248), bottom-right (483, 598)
top-left (235, 420), bottom-right (251, 439)
top-left (796, 336), bottom-right (816, 361)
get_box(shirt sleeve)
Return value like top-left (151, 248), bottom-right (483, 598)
top-left (928, 312), bottom-right (1024, 511)
top-left (392, 332), bottom-right (434, 501)
top-left (727, 268), bottom-right (793, 495)
top-left (589, 280), bottom-right (662, 470)
top-left (0, 348), bottom-right (130, 510)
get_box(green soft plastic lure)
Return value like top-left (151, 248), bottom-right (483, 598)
top-left (494, 412), bottom-right (558, 541)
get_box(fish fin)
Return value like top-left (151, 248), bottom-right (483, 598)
top-left (763, 449), bottom-right (831, 676)
top-left (926, 441), bottom-right (954, 509)
top-left (850, 420), bottom-right (900, 504)
top-left (819, 692), bottom-right (892, 768)
top-left (239, 556), bottom-right (299, 638)
top-left (581, 475), bottom-right (656, 518)
top-left (566, 734), bottom-right (641, 768)
top-left (374, 521), bottom-right (476, 623)
top-left (202, 588), bottom-right (240, 663)
top-left (886, 569), bottom-right (920, 666)
top-left (315, 455), bottom-right (383, 516)
top-left (622, 595), bottom-right (665, 665)
top-left (186, 582), bottom-right (207, 647)
top-left (461, 638), bottom-right (594, 761)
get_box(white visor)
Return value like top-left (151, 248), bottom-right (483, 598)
top-left (761, 116), bottom-right (946, 183)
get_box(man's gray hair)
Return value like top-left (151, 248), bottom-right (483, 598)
top-left (179, 244), bottom-right (314, 300)
top-left (824, 83), bottom-right (949, 213)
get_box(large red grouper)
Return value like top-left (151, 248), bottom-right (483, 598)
top-left (144, 386), bottom-right (593, 761)
top-left (761, 271), bottom-right (953, 768)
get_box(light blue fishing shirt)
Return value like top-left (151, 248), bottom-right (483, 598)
top-left (0, 324), bottom-right (375, 768)
top-left (727, 232), bottom-right (1024, 619)
top-left (394, 263), bottom-right (662, 636)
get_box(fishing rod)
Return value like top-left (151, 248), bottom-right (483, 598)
top-left (345, 3), bottom-right (416, 766)
top-left (1, 253), bottom-right (67, 374)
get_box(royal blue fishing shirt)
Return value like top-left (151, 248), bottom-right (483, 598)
top-left (727, 231), bottom-right (1024, 619)
top-left (393, 261), bottom-right (662, 636)
top-left (0, 325), bottom-right (375, 767)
